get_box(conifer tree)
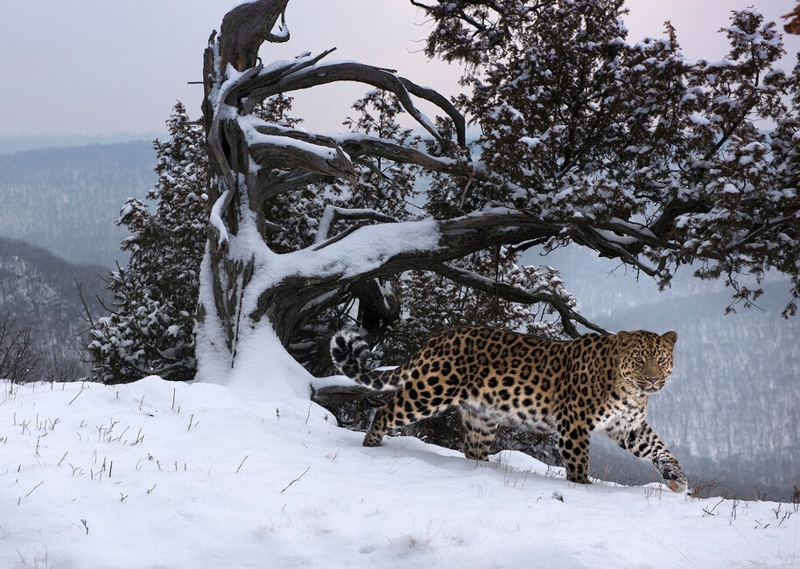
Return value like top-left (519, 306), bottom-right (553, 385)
top-left (411, 0), bottom-right (799, 315)
top-left (87, 102), bottom-right (208, 383)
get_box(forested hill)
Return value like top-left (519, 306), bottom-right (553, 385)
top-left (0, 142), bottom-right (156, 267)
top-left (0, 237), bottom-right (107, 376)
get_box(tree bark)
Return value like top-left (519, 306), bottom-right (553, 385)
top-left (220, 0), bottom-right (290, 71)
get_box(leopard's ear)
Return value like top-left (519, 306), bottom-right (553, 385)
top-left (661, 331), bottom-right (678, 346)
top-left (616, 331), bottom-right (632, 347)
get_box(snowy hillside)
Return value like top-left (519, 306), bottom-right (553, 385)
top-left (2, 376), bottom-right (798, 568)
top-left (0, 238), bottom-right (107, 372)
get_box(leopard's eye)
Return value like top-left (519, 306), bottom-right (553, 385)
top-left (634, 356), bottom-right (644, 365)
top-left (658, 357), bottom-right (667, 365)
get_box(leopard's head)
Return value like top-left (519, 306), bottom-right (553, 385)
top-left (616, 330), bottom-right (678, 394)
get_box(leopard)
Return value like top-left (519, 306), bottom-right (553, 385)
top-left (330, 325), bottom-right (688, 492)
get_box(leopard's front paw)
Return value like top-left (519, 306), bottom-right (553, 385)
top-left (666, 478), bottom-right (688, 493)
top-left (566, 473), bottom-right (591, 485)
top-left (362, 433), bottom-right (384, 447)
top-left (660, 462), bottom-right (688, 493)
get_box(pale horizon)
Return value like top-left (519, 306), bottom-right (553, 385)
top-left (1, 0), bottom-right (798, 139)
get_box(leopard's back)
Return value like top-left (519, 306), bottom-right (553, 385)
top-left (332, 326), bottom-right (619, 422)
top-left (400, 327), bottom-right (567, 417)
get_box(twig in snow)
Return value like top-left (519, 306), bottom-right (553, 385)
top-left (25, 481), bottom-right (44, 498)
top-left (280, 466), bottom-right (310, 494)
top-left (68, 385), bottom-right (85, 405)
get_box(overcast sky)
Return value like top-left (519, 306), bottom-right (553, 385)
top-left (1, 0), bottom-right (798, 139)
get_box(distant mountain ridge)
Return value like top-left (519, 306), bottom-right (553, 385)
top-left (0, 133), bottom-right (160, 155)
top-left (0, 141), bottom-right (157, 267)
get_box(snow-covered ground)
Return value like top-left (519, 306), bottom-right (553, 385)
top-left (2, 376), bottom-right (798, 569)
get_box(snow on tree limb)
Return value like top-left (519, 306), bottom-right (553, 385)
top-left (239, 56), bottom-right (466, 144)
top-left (314, 206), bottom-right (398, 247)
top-left (209, 190), bottom-right (231, 244)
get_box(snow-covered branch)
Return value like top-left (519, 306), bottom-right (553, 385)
top-left (314, 206), bottom-right (397, 247)
top-left (424, 262), bottom-right (608, 337)
top-left (239, 57), bottom-right (466, 144)
top-left (246, 123), bottom-right (467, 198)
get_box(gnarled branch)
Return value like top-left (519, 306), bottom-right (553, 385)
top-left (239, 57), bottom-right (466, 144)
top-left (424, 262), bottom-right (609, 337)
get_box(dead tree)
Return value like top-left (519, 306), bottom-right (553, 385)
top-left (198, 0), bottom-right (605, 382)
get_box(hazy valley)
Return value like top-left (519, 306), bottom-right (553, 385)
top-left (0, 141), bottom-right (156, 267)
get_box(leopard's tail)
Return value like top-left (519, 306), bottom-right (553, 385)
top-left (329, 330), bottom-right (403, 390)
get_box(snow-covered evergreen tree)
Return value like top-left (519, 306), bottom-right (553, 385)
top-left (87, 102), bottom-right (207, 384)
top-left (411, 1), bottom-right (799, 314)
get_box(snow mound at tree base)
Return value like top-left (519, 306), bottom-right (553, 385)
top-left (2, 377), bottom-right (796, 568)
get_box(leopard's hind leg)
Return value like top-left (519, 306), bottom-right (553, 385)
top-left (363, 386), bottom-right (454, 447)
top-left (459, 405), bottom-right (497, 461)
top-left (557, 420), bottom-right (592, 484)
